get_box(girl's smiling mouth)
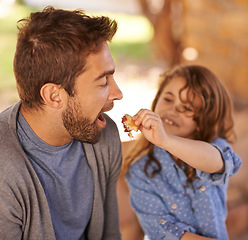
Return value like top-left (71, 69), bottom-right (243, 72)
top-left (162, 117), bottom-right (178, 127)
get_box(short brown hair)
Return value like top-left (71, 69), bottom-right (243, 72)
top-left (14, 6), bottom-right (117, 108)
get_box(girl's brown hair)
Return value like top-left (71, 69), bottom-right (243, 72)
top-left (124, 65), bottom-right (236, 183)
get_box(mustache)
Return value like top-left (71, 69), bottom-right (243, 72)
top-left (102, 101), bottom-right (114, 113)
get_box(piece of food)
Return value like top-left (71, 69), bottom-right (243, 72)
top-left (121, 114), bottom-right (139, 138)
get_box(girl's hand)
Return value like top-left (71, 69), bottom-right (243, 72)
top-left (133, 110), bottom-right (224, 174)
top-left (133, 109), bottom-right (167, 147)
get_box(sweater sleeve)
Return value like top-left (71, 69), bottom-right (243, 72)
top-left (0, 179), bottom-right (22, 240)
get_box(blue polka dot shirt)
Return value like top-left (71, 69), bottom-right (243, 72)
top-left (126, 138), bottom-right (241, 240)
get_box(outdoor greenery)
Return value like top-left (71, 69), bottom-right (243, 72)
top-left (0, 3), bottom-right (153, 92)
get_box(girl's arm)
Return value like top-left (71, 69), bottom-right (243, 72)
top-left (133, 109), bottom-right (224, 173)
top-left (162, 134), bottom-right (224, 173)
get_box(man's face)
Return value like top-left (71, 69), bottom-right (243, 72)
top-left (62, 42), bottom-right (123, 143)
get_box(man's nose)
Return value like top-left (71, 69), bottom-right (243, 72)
top-left (108, 79), bottom-right (123, 101)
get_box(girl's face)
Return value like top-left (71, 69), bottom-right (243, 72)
top-left (154, 76), bottom-right (199, 139)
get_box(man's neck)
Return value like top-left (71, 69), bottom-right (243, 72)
top-left (20, 104), bottom-right (73, 146)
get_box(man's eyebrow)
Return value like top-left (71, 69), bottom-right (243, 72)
top-left (95, 70), bottom-right (115, 81)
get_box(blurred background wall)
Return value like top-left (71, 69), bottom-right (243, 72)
top-left (0, 0), bottom-right (248, 239)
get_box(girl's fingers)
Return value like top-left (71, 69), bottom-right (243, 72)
top-left (133, 109), bottom-right (158, 126)
top-left (132, 109), bottom-right (167, 146)
top-left (141, 114), bottom-right (161, 130)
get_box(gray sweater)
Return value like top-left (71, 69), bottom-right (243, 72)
top-left (0, 102), bottom-right (122, 240)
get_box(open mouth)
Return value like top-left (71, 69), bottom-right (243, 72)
top-left (96, 113), bottom-right (106, 128)
top-left (95, 102), bottom-right (114, 128)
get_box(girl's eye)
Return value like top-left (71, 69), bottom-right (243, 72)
top-left (183, 106), bottom-right (193, 112)
top-left (164, 98), bottom-right (172, 102)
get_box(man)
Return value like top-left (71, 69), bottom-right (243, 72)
top-left (0, 6), bottom-right (123, 240)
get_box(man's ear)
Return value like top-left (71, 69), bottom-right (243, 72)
top-left (40, 83), bottom-right (65, 109)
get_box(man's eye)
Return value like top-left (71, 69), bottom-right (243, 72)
top-left (100, 78), bottom-right (108, 87)
top-left (101, 81), bottom-right (108, 87)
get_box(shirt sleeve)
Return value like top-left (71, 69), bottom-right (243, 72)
top-left (126, 165), bottom-right (196, 240)
top-left (196, 138), bottom-right (242, 185)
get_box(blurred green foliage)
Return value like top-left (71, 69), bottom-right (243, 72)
top-left (110, 41), bottom-right (152, 64)
top-left (0, 4), bottom-right (34, 90)
top-left (0, 3), bottom-right (153, 92)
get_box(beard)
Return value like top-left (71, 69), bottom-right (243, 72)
top-left (62, 97), bottom-right (102, 144)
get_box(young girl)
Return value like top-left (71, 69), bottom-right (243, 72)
top-left (125, 65), bottom-right (241, 240)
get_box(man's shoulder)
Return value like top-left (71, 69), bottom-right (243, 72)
top-left (0, 105), bottom-right (13, 138)
top-left (0, 102), bottom-right (20, 123)
top-left (0, 102), bottom-right (19, 137)
top-left (0, 102), bottom-right (25, 166)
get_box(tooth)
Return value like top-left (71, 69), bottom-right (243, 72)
top-left (165, 119), bottom-right (173, 125)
